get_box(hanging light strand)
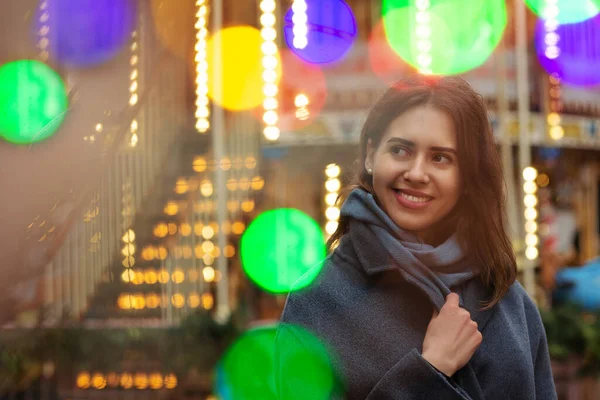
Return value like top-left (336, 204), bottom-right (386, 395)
top-left (129, 30), bottom-right (139, 147)
top-left (324, 164), bottom-right (341, 239)
top-left (523, 167), bottom-right (539, 261)
top-left (195, 0), bottom-right (210, 133)
top-left (260, 0), bottom-right (280, 141)
top-left (414, 0), bottom-right (432, 75)
top-left (544, 0), bottom-right (563, 141)
top-left (292, 0), bottom-right (308, 49)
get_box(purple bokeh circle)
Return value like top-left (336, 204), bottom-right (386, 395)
top-left (35, 0), bottom-right (136, 68)
top-left (535, 15), bottom-right (600, 87)
top-left (283, 0), bottom-right (357, 65)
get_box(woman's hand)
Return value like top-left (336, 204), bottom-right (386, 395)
top-left (421, 293), bottom-right (482, 377)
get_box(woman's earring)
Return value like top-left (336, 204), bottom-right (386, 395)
top-left (367, 168), bottom-right (373, 175)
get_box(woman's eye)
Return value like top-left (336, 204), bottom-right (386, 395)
top-left (433, 154), bottom-right (452, 163)
top-left (391, 146), bottom-right (409, 156)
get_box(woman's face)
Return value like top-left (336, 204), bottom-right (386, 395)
top-left (365, 106), bottom-right (461, 240)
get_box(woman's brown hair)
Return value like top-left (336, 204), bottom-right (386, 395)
top-left (328, 75), bottom-right (517, 309)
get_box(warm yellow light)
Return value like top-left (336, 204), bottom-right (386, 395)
top-left (523, 181), bottom-right (537, 194)
top-left (153, 223), bottom-right (168, 238)
top-left (92, 373), bottom-right (107, 390)
top-left (164, 201), bottom-right (179, 215)
top-left (180, 222), bottom-right (192, 236)
top-left (325, 193), bottom-right (338, 206)
top-left (232, 221), bottom-right (246, 235)
top-left (547, 112), bottom-right (561, 125)
top-left (221, 221), bottom-right (232, 235)
top-left (525, 233), bottom-right (539, 247)
top-left (202, 293), bottom-right (214, 310)
top-left (523, 167), bottom-right (538, 182)
top-left (121, 269), bottom-right (135, 283)
top-left (157, 246), bottom-right (168, 260)
top-left (158, 269), bottom-right (170, 284)
top-left (175, 178), bottom-right (189, 194)
top-left (203, 254), bottom-right (215, 265)
top-left (132, 294), bottom-right (146, 309)
top-left (122, 229), bottom-right (136, 243)
top-left (525, 246), bottom-right (539, 260)
top-left (264, 125), bottom-right (280, 141)
top-left (549, 125), bottom-right (564, 140)
top-left (122, 256), bottom-right (135, 268)
top-left (172, 268), bottom-right (185, 284)
top-left (200, 180), bottom-right (214, 197)
top-left (525, 221), bottom-right (538, 234)
top-left (106, 373), bottom-right (119, 388)
top-left (325, 207), bottom-right (340, 221)
top-left (523, 194), bottom-right (538, 208)
top-left (536, 173), bottom-right (550, 188)
top-left (121, 243), bottom-right (136, 257)
top-left (203, 266), bottom-right (216, 282)
top-left (189, 269), bottom-right (200, 282)
top-left (524, 207), bottom-right (538, 221)
top-left (202, 241), bottom-right (215, 253)
top-left (149, 373), bottom-right (163, 390)
top-left (295, 93), bottom-right (310, 107)
top-left (146, 293), bottom-right (160, 308)
top-left (188, 293), bottom-right (201, 308)
top-left (164, 374), bottom-right (178, 389)
top-left (134, 373), bottom-right (148, 390)
top-left (239, 178), bottom-right (251, 191)
top-left (193, 156), bottom-right (208, 172)
top-left (251, 176), bottom-right (265, 190)
top-left (76, 372), bottom-right (91, 389)
top-left (227, 200), bottom-right (240, 212)
top-left (224, 245), bottom-right (236, 258)
top-left (325, 164), bottom-right (341, 178)
top-left (325, 179), bottom-right (341, 192)
top-left (172, 293), bottom-right (185, 308)
top-left (144, 269), bottom-right (158, 284)
top-left (326, 220), bottom-right (339, 235)
top-left (120, 373), bottom-right (133, 389)
top-left (202, 225), bottom-right (215, 239)
top-left (220, 157), bottom-right (232, 171)
top-left (241, 200), bottom-right (255, 212)
top-left (118, 294), bottom-right (133, 310)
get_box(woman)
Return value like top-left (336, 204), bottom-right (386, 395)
top-left (276, 76), bottom-right (556, 399)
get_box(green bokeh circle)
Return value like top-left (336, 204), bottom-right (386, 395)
top-left (215, 324), bottom-right (337, 400)
top-left (382, 0), bottom-right (507, 75)
top-left (0, 60), bottom-right (68, 144)
top-left (240, 209), bottom-right (326, 294)
top-left (525, 0), bottom-right (600, 24)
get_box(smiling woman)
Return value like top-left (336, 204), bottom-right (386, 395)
top-left (277, 75), bottom-right (558, 399)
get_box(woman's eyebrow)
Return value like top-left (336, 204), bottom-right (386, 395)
top-left (387, 137), bottom-right (457, 155)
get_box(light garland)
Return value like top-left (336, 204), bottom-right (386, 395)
top-left (543, 0), bottom-right (563, 141)
top-left (292, 0), bottom-right (308, 49)
top-left (195, 0), bottom-right (210, 133)
top-left (129, 30), bottom-right (139, 147)
top-left (523, 167), bottom-right (539, 261)
top-left (324, 163), bottom-right (341, 238)
top-left (295, 93), bottom-right (310, 120)
top-left (260, 0), bottom-right (280, 141)
top-left (76, 371), bottom-right (177, 390)
top-left (414, 0), bottom-right (432, 75)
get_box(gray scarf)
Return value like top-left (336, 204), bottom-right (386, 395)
top-left (340, 188), bottom-right (496, 399)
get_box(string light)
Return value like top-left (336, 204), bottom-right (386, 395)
top-left (195, 0), bottom-right (210, 132)
top-left (295, 93), bottom-right (310, 120)
top-left (544, 0), bottom-right (563, 141)
top-left (415, 0), bottom-right (433, 75)
top-left (129, 30), bottom-right (139, 147)
top-left (291, 0), bottom-right (308, 49)
top-left (523, 167), bottom-right (539, 261)
top-left (260, 0), bottom-right (280, 141)
top-left (324, 164), bottom-right (341, 238)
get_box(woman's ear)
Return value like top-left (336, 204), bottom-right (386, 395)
top-left (365, 138), bottom-right (374, 172)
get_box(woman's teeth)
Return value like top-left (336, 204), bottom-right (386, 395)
top-left (396, 190), bottom-right (430, 203)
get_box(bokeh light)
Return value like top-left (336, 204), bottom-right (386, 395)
top-left (0, 60), bottom-right (68, 144)
top-left (525, 0), bottom-right (600, 24)
top-left (151, 0), bottom-right (196, 59)
top-left (207, 26), bottom-right (282, 111)
top-left (382, 0), bottom-right (507, 75)
top-left (283, 0), bottom-right (357, 64)
top-left (368, 18), bottom-right (413, 85)
top-left (534, 15), bottom-right (600, 87)
top-left (241, 209), bottom-right (325, 294)
top-left (215, 324), bottom-right (337, 400)
top-left (38, 0), bottom-right (136, 67)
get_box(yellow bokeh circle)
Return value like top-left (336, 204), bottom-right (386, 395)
top-left (206, 26), bottom-right (282, 111)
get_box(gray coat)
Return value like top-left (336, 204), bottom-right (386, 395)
top-left (277, 190), bottom-right (557, 399)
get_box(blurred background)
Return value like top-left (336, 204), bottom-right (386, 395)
top-left (0, 0), bottom-right (599, 398)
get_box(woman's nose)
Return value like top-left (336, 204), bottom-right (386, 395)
top-left (404, 158), bottom-right (430, 183)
